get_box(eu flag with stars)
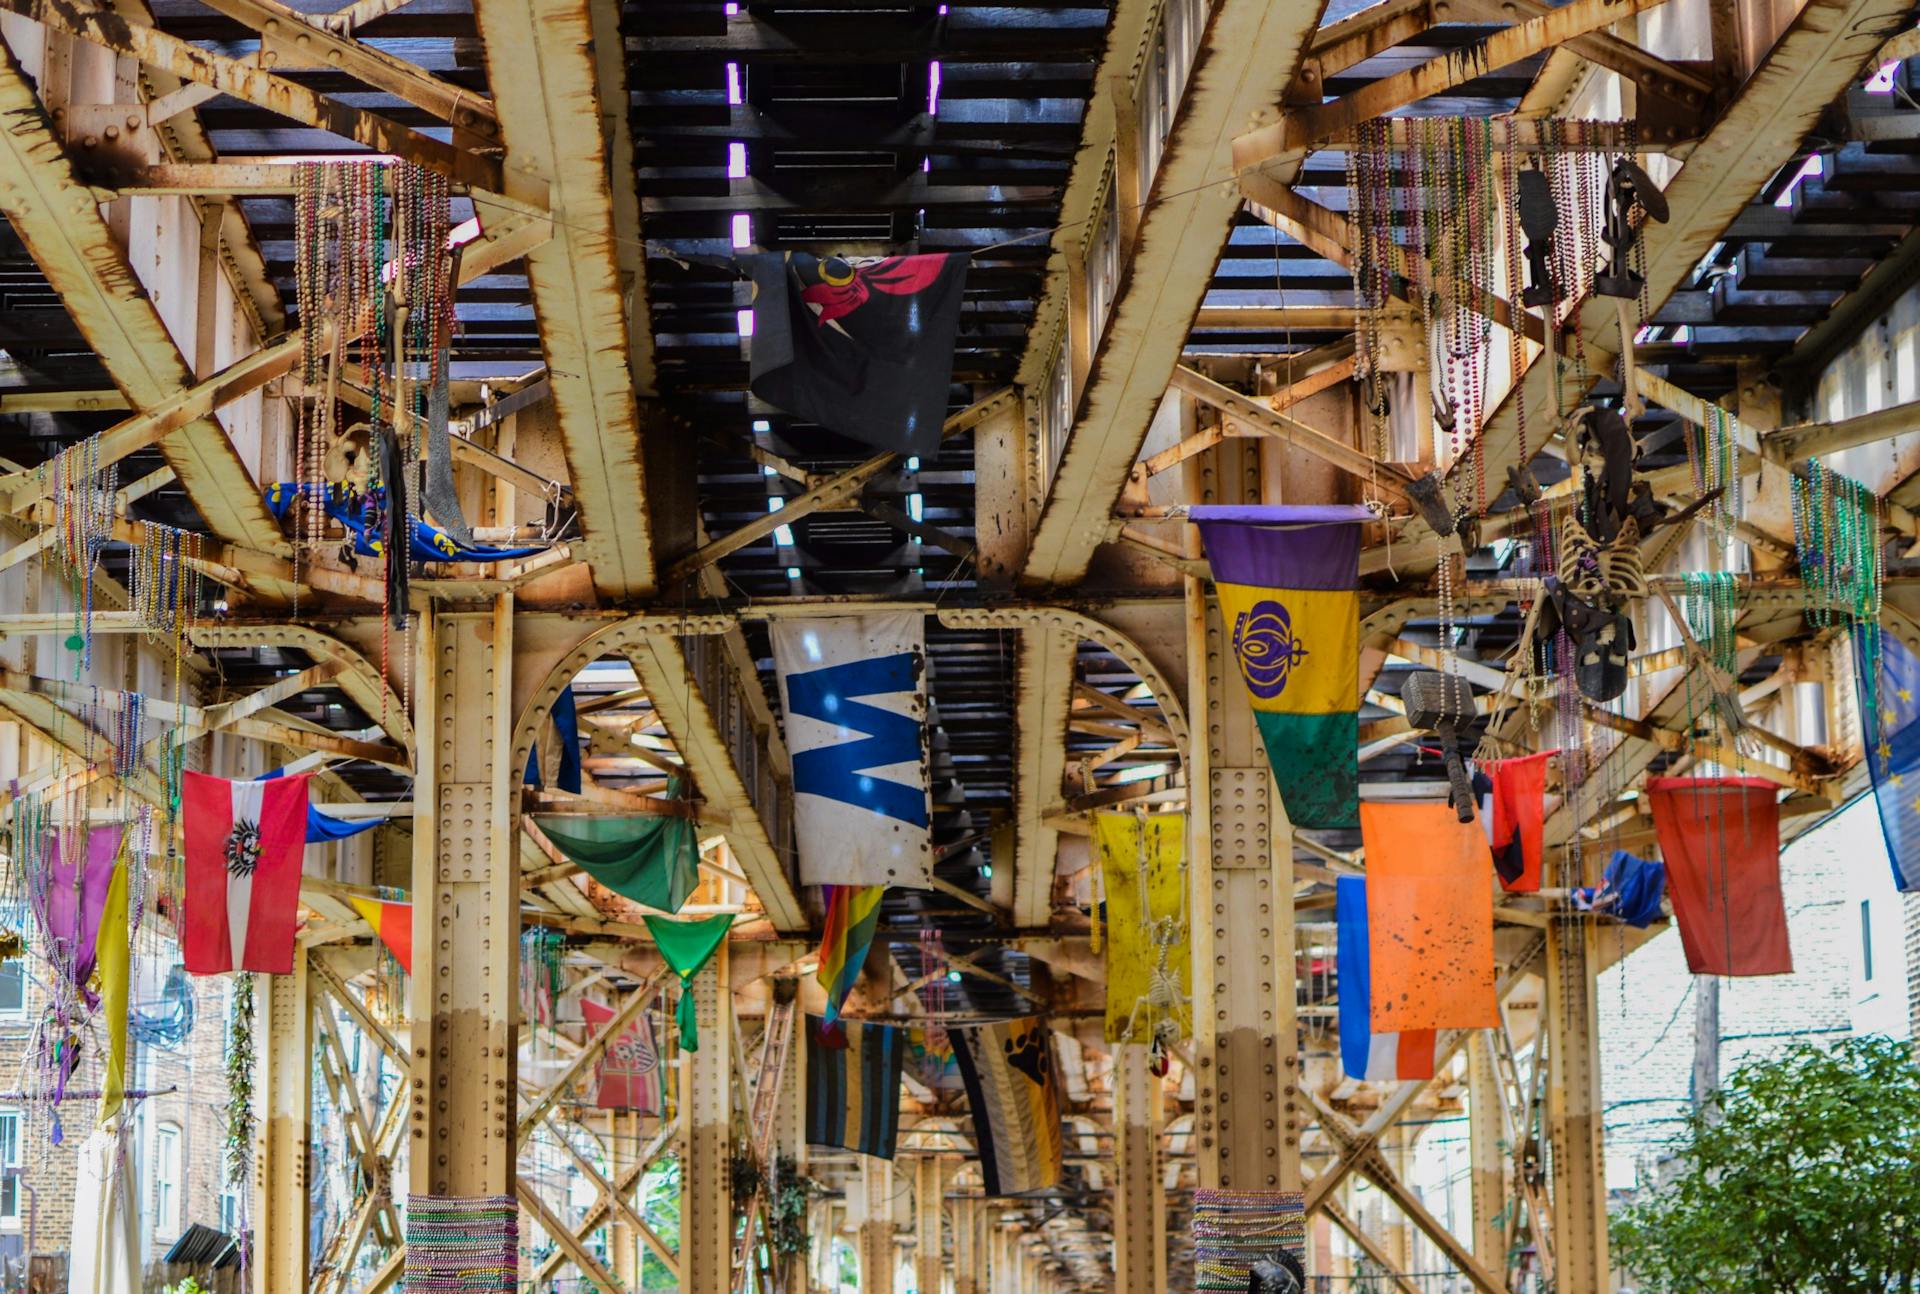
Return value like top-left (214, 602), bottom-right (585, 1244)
top-left (1852, 622), bottom-right (1920, 892)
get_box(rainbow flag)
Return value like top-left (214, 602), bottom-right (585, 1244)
top-left (1193, 505), bottom-right (1370, 829)
top-left (348, 896), bottom-right (414, 974)
top-left (816, 884), bottom-right (885, 1041)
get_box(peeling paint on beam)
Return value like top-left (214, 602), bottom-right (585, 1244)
top-left (472, 0), bottom-right (657, 600)
top-left (0, 38), bottom-right (283, 552)
top-left (1013, 626), bottom-right (1077, 927)
top-left (1020, 0), bottom-right (1329, 588)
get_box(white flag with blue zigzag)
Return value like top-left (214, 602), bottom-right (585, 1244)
top-left (772, 613), bottom-right (933, 889)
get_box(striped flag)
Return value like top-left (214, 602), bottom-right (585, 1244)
top-left (347, 896), bottom-right (413, 974)
top-left (183, 772), bottom-right (310, 975)
top-left (584, 997), bottom-right (665, 1115)
top-left (1193, 506), bottom-right (1371, 829)
top-left (951, 1015), bottom-right (1062, 1196)
top-left (1335, 876), bottom-right (1434, 1081)
top-left (804, 1014), bottom-right (905, 1159)
top-left (817, 884), bottom-right (885, 1041)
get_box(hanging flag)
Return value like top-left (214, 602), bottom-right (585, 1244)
top-left (1093, 812), bottom-right (1190, 1050)
top-left (257, 766), bottom-right (389, 844)
top-left (1480, 750), bottom-right (1554, 892)
top-left (34, 825), bottom-right (125, 990)
top-left (534, 814), bottom-right (701, 915)
top-left (771, 614), bottom-right (932, 888)
top-left (817, 884), bottom-right (886, 1041)
top-left (644, 913), bottom-right (735, 1051)
top-left (583, 997), bottom-right (665, 1114)
top-left (95, 863), bottom-right (131, 1125)
top-left (742, 252), bottom-right (970, 458)
top-left (1334, 876), bottom-right (1435, 1082)
top-left (1361, 801), bottom-right (1500, 1031)
top-left (1851, 624), bottom-right (1920, 891)
top-left (1647, 777), bottom-right (1791, 976)
top-left (523, 685), bottom-right (583, 795)
top-left (950, 1015), bottom-right (1063, 1197)
top-left (1191, 505), bottom-right (1370, 830)
top-left (265, 482), bottom-right (546, 564)
top-left (1571, 850), bottom-right (1667, 928)
top-left (804, 1014), bottom-right (905, 1159)
top-left (182, 772), bottom-right (311, 976)
top-left (347, 897), bottom-right (414, 975)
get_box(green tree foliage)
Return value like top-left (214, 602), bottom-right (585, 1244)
top-left (1611, 1036), bottom-right (1920, 1294)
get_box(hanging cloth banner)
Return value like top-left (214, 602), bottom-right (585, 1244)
top-left (95, 863), bottom-right (131, 1125)
top-left (523, 685), bottom-right (583, 795)
top-left (817, 884), bottom-right (885, 1040)
top-left (1479, 750), bottom-right (1554, 892)
top-left (804, 1014), bottom-right (906, 1159)
top-left (771, 614), bottom-right (933, 888)
top-left (583, 997), bottom-right (665, 1114)
top-left (1093, 812), bottom-right (1191, 1049)
top-left (69, 1123), bottom-right (140, 1294)
top-left (643, 913), bottom-right (735, 1051)
top-left (258, 766), bottom-right (386, 844)
top-left (950, 1014), bottom-right (1063, 1197)
top-left (534, 814), bottom-right (700, 915)
top-left (1361, 801), bottom-right (1500, 1031)
top-left (1334, 876), bottom-right (1435, 1081)
top-left (182, 772), bottom-right (311, 976)
top-left (1191, 505), bottom-right (1370, 829)
top-left (347, 897), bottom-right (414, 974)
top-left (742, 252), bottom-right (971, 458)
top-left (264, 482), bottom-right (546, 564)
top-left (1571, 850), bottom-right (1667, 928)
top-left (1647, 776), bottom-right (1792, 976)
top-left (36, 825), bottom-right (125, 991)
top-left (1851, 624), bottom-right (1920, 891)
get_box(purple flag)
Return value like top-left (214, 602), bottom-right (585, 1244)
top-left (35, 826), bottom-right (125, 989)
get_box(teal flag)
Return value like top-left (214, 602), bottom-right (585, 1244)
top-left (535, 814), bottom-right (700, 914)
top-left (644, 913), bottom-right (735, 1051)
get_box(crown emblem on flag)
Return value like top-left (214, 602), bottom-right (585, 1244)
top-left (1232, 601), bottom-right (1309, 699)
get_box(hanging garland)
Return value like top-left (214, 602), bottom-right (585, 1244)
top-left (1792, 458), bottom-right (1882, 630)
top-left (38, 433), bottom-right (119, 668)
top-left (226, 973), bottom-right (256, 1188)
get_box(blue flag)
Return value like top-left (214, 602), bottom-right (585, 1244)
top-left (1852, 623), bottom-right (1920, 892)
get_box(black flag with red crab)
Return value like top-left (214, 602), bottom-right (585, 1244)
top-left (742, 251), bottom-right (970, 457)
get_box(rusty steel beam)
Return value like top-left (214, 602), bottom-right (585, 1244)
top-left (1013, 625), bottom-right (1076, 926)
top-left (1446, 0), bottom-right (1714, 103)
top-left (1231, 0), bottom-right (1678, 170)
top-left (194, 0), bottom-right (502, 144)
top-left (1447, 0), bottom-right (1916, 559)
top-left (0, 34), bottom-right (284, 552)
top-left (471, 0), bottom-right (658, 600)
top-left (1019, 0), bottom-right (1330, 587)
top-left (0, 0), bottom-right (504, 194)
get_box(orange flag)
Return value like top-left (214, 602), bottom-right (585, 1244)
top-left (348, 896), bottom-right (413, 974)
top-left (1361, 802), bottom-right (1499, 1031)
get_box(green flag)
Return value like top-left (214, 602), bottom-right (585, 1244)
top-left (536, 814), bottom-right (700, 914)
top-left (644, 913), bottom-right (735, 1051)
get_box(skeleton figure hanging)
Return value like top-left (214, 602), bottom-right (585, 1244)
top-left (1540, 512), bottom-right (1647, 703)
top-left (1122, 915), bottom-right (1188, 1077)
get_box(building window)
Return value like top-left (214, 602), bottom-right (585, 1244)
top-left (154, 1123), bottom-right (182, 1237)
top-left (0, 961), bottom-right (24, 1018)
top-left (0, 1109), bottom-right (19, 1223)
top-left (1861, 899), bottom-right (1874, 982)
top-left (220, 1185), bottom-right (242, 1236)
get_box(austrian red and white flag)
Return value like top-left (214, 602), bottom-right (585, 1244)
top-left (182, 771), bottom-right (310, 975)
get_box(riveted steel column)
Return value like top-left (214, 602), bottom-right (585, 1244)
top-left (1546, 915), bottom-right (1608, 1293)
top-left (681, 939), bottom-right (733, 1294)
top-left (1467, 1033), bottom-right (1508, 1273)
top-left (772, 1001), bottom-right (808, 1294)
top-left (915, 1157), bottom-right (946, 1294)
top-left (409, 598), bottom-right (519, 1205)
top-left (952, 1196), bottom-right (980, 1294)
top-left (860, 1156), bottom-right (895, 1294)
top-left (1186, 437), bottom-right (1301, 1193)
top-left (254, 961), bottom-right (310, 1291)
top-left (1113, 1043), bottom-right (1166, 1294)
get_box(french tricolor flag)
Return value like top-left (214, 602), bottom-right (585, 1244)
top-left (182, 772), bottom-right (310, 976)
top-left (1336, 875), bottom-right (1435, 1081)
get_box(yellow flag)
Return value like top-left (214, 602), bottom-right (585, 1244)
top-left (96, 860), bottom-right (130, 1125)
top-left (1094, 812), bottom-right (1190, 1047)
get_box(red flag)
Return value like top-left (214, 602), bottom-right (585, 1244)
top-left (582, 998), bottom-right (664, 1114)
top-left (1647, 777), bottom-right (1791, 976)
top-left (1483, 751), bottom-right (1552, 892)
top-left (182, 772), bottom-right (310, 975)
